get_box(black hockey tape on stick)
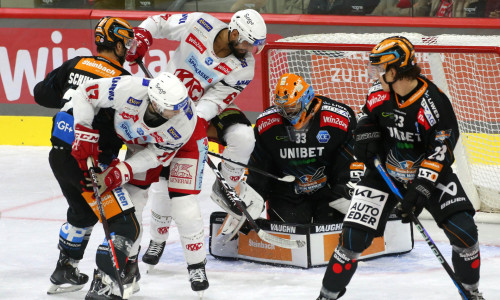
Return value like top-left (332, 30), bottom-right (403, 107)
top-left (137, 59), bottom-right (153, 78)
top-left (208, 151), bottom-right (295, 183)
top-left (373, 156), bottom-right (470, 300)
top-left (206, 155), bottom-right (304, 249)
top-left (86, 158), bottom-right (124, 297)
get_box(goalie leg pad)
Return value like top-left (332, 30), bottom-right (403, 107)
top-left (217, 181), bottom-right (264, 240)
top-left (171, 195), bottom-right (206, 265)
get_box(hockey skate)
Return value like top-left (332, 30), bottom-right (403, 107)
top-left (316, 287), bottom-right (346, 300)
top-left (121, 250), bottom-right (140, 294)
top-left (210, 178), bottom-right (240, 216)
top-left (142, 239), bottom-right (165, 272)
top-left (462, 289), bottom-right (485, 300)
top-left (188, 260), bottom-right (209, 298)
top-left (47, 251), bottom-right (89, 294)
top-left (85, 268), bottom-right (137, 300)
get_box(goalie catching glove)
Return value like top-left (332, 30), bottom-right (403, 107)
top-left (93, 159), bottom-right (133, 195)
top-left (212, 180), bottom-right (264, 241)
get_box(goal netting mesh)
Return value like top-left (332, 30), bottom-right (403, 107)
top-left (263, 33), bottom-right (500, 214)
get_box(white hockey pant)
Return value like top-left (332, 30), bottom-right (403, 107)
top-left (220, 123), bottom-right (255, 187)
top-left (148, 178), bottom-right (173, 243)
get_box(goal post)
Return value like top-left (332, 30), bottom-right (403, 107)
top-left (260, 33), bottom-right (500, 216)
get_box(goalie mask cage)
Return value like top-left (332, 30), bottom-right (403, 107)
top-left (261, 33), bottom-right (500, 217)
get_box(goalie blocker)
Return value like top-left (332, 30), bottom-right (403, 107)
top-left (209, 211), bottom-right (413, 268)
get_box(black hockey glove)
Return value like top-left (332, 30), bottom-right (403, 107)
top-left (396, 178), bottom-right (434, 223)
top-left (353, 124), bottom-right (382, 166)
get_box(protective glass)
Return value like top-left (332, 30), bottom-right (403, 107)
top-left (367, 62), bottom-right (387, 80)
top-left (114, 27), bottom-right (135, 49)
top-left (274, 97), bottom-right (303, 122)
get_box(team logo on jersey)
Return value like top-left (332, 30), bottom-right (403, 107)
top-left (174, 69), bottom-right (204, 101)
top-left (126, 97), bottom-right (142, 107)
top-left (320, 111), bottom-right (348, 131)
top-left (256, 113), bottom-right (282, 134)
top-left (367, 91), bottom-right (389, 111)
top-left (120, 111), bottom-right (138, 122)
top-left (205, 57), bottom-right (213, 65)
top-left (167, 127), bottom-right (181, 140)
top-left (214, 63), bottom-right (232, 75)
top-left (197, 18), bottom-right (213, 31)
top-left (186, 33), bottom-right (206, 54)
top-left (435, 129), bottom-right (451, 142)
top-left (316, 130), bottom-right (330, 143)
top-left (186, 54), bottom-right (215, 83)
top-left (295, 166), bottom-right (327, 194)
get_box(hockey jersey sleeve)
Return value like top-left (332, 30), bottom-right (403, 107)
top-left (139, 12), bottom-right (203, 41)
top-left (415, 88), bottom-right (459, 184)
top-left (33, 58), bottom-right (76, 108)
top-left (246, 125), bottom-right (274, 197)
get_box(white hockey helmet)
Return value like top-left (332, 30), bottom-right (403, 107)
top-left (148, 72), bottom-right (189, 118)
top-left (229, 9), bottom-right (267, 54)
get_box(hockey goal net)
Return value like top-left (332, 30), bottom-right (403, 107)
top-left (261, 33), bottom-right (500, 216)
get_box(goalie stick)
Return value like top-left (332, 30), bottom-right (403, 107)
top-left (207, 150), bottom-right (304, 249)
top-left (208, 151), bottom-right (295, 182)
top-left (373, 156), bottom-right (470, 300)
top-left (86, 158), bottom-right (124, 297)
top-left (136, 60), bottom-right (303, 249)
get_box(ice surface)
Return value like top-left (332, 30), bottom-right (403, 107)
top-left (0, 146), bottom-right (499, 300)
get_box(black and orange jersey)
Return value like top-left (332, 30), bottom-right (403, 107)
top-left (34, 55), bottom-right (129, 164)
top-left (34, 55), bottom-right (129, 108)
top-left (358, 74), bottom-right (459, 185)
top-left (247, 96), bottom-right (360, 196)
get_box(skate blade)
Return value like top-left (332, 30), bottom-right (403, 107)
top-left (197, 290), bottom-right (204, 299)
top-left (47, 283), bottom-right (84, 294)
top-left (146, 264), bottom-right (156, 274)
top-left (121, 277), bottom-right (137, 299)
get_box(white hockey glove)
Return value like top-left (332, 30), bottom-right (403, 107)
top-left (328, 181), bottom-right (357, 214)
top-left (218, 181), bottom-right (264, 242)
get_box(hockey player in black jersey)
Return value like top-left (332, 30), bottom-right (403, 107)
top-left (317, 36), bottom-right (484, 300)
top-left (216, 73), bottom-right (363, 239)
top-left (35, 17), bottom-right (139, 298)
top-left (248, 72), bottom-right (362, 224)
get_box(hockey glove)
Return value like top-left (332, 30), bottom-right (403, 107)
top-left (71, 124), bottom-right (100, 171)
top-left (396, 178), bottom-right (434, 223)
top-left (125, 27), bottom-right (153, 65)
top-left (353, 124), bottom-right (382, 166)
top-left (95, 159), bottom-right (132, 195)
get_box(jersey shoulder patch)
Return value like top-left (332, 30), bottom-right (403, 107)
top-left (256, 107), bottom-right (283, 134)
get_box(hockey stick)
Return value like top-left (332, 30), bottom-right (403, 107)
top-left (208, 151), bottom-right (295, 182)
top-left (86, 158), bottom-right (124, 297)
top-left (137, 59), bottom-right (151, 77)
top-left (373, 156), bottom-right (470, 300)
top-left (206, 155), bottom-right (305, 249)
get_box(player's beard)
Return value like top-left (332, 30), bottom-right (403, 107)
top-left (228, 40), bottom-right (247, 59)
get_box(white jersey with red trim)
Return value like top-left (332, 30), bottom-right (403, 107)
top-left (72, 75), bottom-right (197, 175)
top-left (139, 12), bottom-right (255, 122)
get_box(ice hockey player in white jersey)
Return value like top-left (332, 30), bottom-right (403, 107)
top-left (125, 8), bottom-right (267, 284)
top-left (70, 72), bottom-right (207, 299)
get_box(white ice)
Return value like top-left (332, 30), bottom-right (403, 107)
top-left (0, 146), bottom-right (499, 300)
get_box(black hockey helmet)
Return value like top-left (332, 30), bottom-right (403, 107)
top-left (94, 17), bottom-right (134, 49)
top-left (369, 36), bottom-right (416, 75)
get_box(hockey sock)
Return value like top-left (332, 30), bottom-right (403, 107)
top-left (322, 246), bottom-right (360, 294)
top-left (442, 212), bottom-right (480, 289)
top-left (58, 222), bottom-right (93, 260)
